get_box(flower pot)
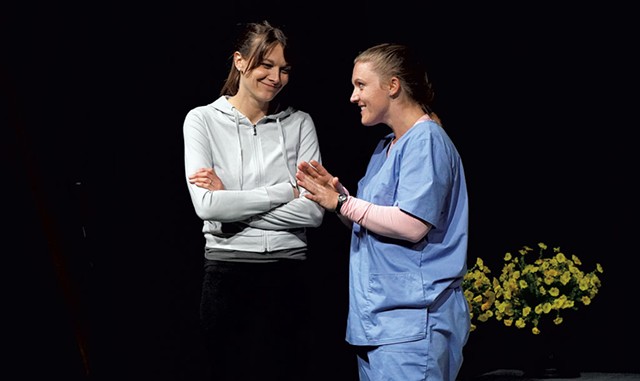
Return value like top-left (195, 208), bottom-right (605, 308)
top-left (521, 326), bottom-right (580, 379)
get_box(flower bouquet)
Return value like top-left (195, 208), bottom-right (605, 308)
top-left (463, 242), bottom-right (603, 335)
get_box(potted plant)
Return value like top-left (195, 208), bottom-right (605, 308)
top-left (462, 242), bottom-right (604, 377)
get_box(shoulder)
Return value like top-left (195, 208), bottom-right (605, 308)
top-left (291, 109), bottom-right (314, 123)
top-left (184, 99), bottom-right (232, 135)
top-left (409, 120), bottom-right (453, 143)
top-left (188, 96), bottom-right (227, 114)
top-left (186, 97), bottom-right (228, 120)
top-left (276, 107), bottom-right (315, 125)
top-left (413, 120), bottom-right (443, 134)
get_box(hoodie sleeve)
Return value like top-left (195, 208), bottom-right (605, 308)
top-left (184, 107), bottom-right (295, 223)
top-left (245, 112), bottom-right (325, 229)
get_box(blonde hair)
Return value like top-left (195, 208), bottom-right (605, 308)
top-left (355, 43), bottom-right (436, 115)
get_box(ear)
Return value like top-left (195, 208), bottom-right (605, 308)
top-left (388, 77), bottom-right (401, 98)
top-left (233, 52), bottom-right (245, 72)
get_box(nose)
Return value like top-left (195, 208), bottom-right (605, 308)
top-left (267, 68), bottom-right (282, 84)
top-left (350, 89), bottom-right (359, 103)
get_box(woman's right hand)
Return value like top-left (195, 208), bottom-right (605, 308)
top-left (188, 167), bottom-right (225, 191)
top-left (296, 160), bottom-right (345, 210)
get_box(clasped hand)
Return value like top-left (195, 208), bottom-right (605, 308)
top-left (296, 160), bottom-right (345, 211)
top-left (189, 167), bottom-right (300, 198)
top-left (188, 168), bottom-right (225, 191)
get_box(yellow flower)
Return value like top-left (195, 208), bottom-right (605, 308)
top-left (462, 257), bottom-right (496, 332)
top-left (463, 242), bottom-right (603, 335)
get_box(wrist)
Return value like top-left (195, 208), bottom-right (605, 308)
top-left (334, 193), bottom-right (348, 215)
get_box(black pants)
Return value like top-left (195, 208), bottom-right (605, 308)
top-left (200, 259), bottom-right (310, 381)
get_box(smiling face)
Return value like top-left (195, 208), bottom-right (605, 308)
top-left (236, 43), bottom-right (290, 105)
top-left (350, 61), bottom-right (392, 126)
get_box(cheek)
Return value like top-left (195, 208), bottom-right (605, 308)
top-left (249, 67), bottom-right (268, 78)
top-left (371, 92), bottom-right (389, 110)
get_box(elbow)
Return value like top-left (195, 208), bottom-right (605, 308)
top-left (407, 233), bottom-right (426, 244)
top-left (191, 192), bottom-right (231, 222)
top-left (309, 207), bottom-right (325, 227)
top-left (193, 202), bottom-right (223, 222)
top-left (299, 198), bottom-right (325, 227)
top-left (193, 203), bottom-right (240, 223)
top-left (194, 207), bottom-right (214, 221)
top-left (407, 225), bottom-right (431, 243)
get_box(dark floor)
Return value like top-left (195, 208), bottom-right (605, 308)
top-left (470, 369), bottom-right (640, 381)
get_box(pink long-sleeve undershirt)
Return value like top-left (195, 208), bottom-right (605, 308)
top-left (339, 196), bottom-right (430, 243)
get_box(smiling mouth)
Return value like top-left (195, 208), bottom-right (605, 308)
top-left (261, 81), bottom-right (281, 90)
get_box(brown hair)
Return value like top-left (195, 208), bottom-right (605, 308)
top-left (219, 21), bottom-right (289, 97)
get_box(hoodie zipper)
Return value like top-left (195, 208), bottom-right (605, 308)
top-left (253, 124), bottom-right (257, 135)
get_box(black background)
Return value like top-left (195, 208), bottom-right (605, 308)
top-left (3, 2), bottom-right (636, 380)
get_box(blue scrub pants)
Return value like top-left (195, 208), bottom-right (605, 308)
top-left (356, 286), bottom-right (470, 381)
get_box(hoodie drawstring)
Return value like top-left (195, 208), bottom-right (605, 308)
top-left (233, 109), bottom-right (244, 189)
top-left (277, 117), bottom-right (296, 185)
top-left (232, 108), bottom-right (295, 189)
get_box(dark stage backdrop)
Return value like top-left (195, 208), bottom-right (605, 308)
top-left (4, 2), bottom-right (635, 380)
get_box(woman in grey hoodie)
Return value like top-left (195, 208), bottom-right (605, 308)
top-left (183, 21), bottom-right (324, 381)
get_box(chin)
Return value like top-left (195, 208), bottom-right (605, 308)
top-left (361, 117), bottom-right (375, 126)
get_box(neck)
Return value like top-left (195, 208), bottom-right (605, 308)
top-left (228, 95), bottom-right (269, 125)
top-left (389, 108), bottom-right (430, 141)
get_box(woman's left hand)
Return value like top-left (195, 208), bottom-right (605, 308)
top-left (296, 160), bottom-right (342, 211)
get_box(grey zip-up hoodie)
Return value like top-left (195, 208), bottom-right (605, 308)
top-left (183, 96), bottom-right (324, 254)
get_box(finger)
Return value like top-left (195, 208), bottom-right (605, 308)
top-left (297, 166), bottom-right (316, 179)
top-left (306, 165), bottom-right (324, 179)
top-left (296, 178), bottom-right (313, 193)
top-left (309, 162), bottom-right (328, 177)
top-left (298, 161), bottom-right (316, 176)
top-left (309, 160), bottom-right (325, 172)
top-left (295, 177), bottom-right (308, 190)
top-left (296, 169), bottom-right (310, 179)
top-left (303, 192), bottom-right (318, 202)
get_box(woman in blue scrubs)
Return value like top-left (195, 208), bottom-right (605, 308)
top-left (296, 43), bottom-right (470, 381)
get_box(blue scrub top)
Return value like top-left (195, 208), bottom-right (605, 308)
top-left (345, 120), bottom-right (469, 346)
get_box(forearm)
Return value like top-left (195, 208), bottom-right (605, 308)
top-left (246, 195), bottom-right (324, 229)
top-left (188, 182), bottom-right (294, 222)
top-left (340, 197), bottom-right (430, 242)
